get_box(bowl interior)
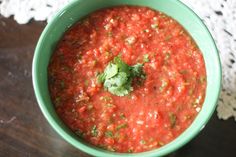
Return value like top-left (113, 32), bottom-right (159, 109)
top-left (33, 0), bottom-right (221, 156)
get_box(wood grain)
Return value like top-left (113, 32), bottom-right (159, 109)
top-left (0, 16), bottom-right (235, 157)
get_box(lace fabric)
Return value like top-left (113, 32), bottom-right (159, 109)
top-left (181, 0), bottom-right (236, 120)
top-left (0, 0), bottom-right (70, 24)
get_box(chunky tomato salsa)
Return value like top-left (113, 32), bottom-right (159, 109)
top-left (48, 6), bottom-right (206, 153)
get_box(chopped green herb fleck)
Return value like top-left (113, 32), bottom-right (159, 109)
top-left (165, 35), bottom-right (172, 41)
top-left (158, 141), bottom-right (164, 146)
top-left (92, 60), bottom-right (97, 66)
top-left (143, 54), bottom-right (150, 63)
top-left (107, 146), bottom-right (116, 152)
top-left (108, 117), bottom-right (114, 124)
top-left (107, 31), bottom-right (113, 37)
top-left (100, 96), bottom-right (113, 102)
top-left (149, 138), bottom-right (154, 142)
top-left (91, 125), bottom-right (98, 137)
top-left (105, 131), bottom-right (113, 138)
top-left (169, 113), bottom-right (176, 128)
top-left (87, 104), bottom-right (93, 110)
top-left (75, 130), bottom-right (84, 137)
top-left (151, 23), bottom-right (158, 29)
top-left (199, 76), bottom-right (206, 83)
top-left (84, 80), bottom-right (89, 86)
top-left (161, 14), bottom-right (166, 18)
top-left (125, 36), bottom-right (136, 45)
top-left (82, 19), bottom-right (89, 25)
top-left (98, 144), bottom-right (107, 149)
top-left (126, 93), bottom-right (132, 99)
top-left (194, 97), bottom-right (201, 104)
top-left (115, 16), bottom-right (121, 20)
top-left (179, 70), bottom-right (188, 74)
top-left (76, 54), bottom-right (82, 61)
top-left (185, 115), bottom-right (192, 120)
top-left (55, 97), bottom-right (61, 106)
top-left (59, 54), bottom-right (64, 61)
top-left (62, 66), bottom-right (71, 72)
top-left (105, 51), bottom-right (112, 57)
top-left (188, 88), bottom-right (194, 96)
top-left (106, 103), bottom-right (113, 107)
top-left (95, 71), bottom-right (99, 77)
top-left (120, 113), bottom-right (126, 119)
top-left (95, 27), bottom-right (99, 31)
top-left (140, 139), bottom-right (146, 145)
top-left (192, 102), bottom-right (197, 108)
top-left (60, 81), bottom-right (65, 89)
top-left (116, 123), bottom-right (128, 130)
top-left (165, 53), bottom-right (170, 60)
top-left (179, 30), bottom-right (184, 35)
top-left (127, 149), bottom-right (133, 153)
top-left (159, 79), bottom-right (168, 91)
top-left (114, 132), bottom-right (120, 139)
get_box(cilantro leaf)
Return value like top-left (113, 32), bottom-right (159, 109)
top-left (97, 56), bottom-right (145, 96)
top-left (104, 72), bottom-right (128, 87)
top-left (114, 57), bottom-right (130, 74)
top-left (97, 63), bottom-right (118, 82)
top-left (97, 73), bottom-right (106, 83)
top-left (104, 63), bottom-right (118, 79)
top-left (131, 63), bottom-right (145, 79)
top-left (108, 85), bottom-right (131, 96)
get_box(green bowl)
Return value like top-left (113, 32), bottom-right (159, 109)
top-left (32, 0), bottom-right (221, 156)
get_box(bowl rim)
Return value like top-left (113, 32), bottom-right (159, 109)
top-left (32, 0), bottom-right (222, 156)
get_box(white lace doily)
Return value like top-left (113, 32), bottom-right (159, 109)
top-left (0, 0), bottom-right (70, 24)
top-left (181, 0), bottom-right (236, 121)
top-left (1, 0), bottom-right (236, 121)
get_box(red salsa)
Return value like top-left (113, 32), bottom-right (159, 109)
top-left (48, 6), bottom-right (206, 153)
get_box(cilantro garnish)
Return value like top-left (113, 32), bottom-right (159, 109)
top-left (97, 56), bottom-right (145, 96)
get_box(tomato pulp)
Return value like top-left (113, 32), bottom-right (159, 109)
top-left (48, 6), bottom-right (206, 153)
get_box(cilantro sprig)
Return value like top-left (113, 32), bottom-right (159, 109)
top-left (97, 57), bottom-right (145, 96)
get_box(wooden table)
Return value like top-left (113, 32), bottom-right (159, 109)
top-left (0, 16), bottom-right (236, 157)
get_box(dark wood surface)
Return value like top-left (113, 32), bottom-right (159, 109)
top-left (0, 16), bottom-right (236, 157)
